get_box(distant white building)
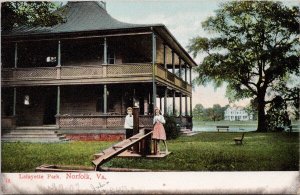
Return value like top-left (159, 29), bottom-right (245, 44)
top-left (224, 106), bottom-right (253, 121)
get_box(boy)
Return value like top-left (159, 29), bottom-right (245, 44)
top-left (124, 107), bottom-right (133, 139)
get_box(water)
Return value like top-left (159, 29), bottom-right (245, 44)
top-left (193, 126), bottom-right (256, 132)
top-left (193, 124), bottom-right (300, 132)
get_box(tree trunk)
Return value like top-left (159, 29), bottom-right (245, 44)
top-left (256, 94), bottom-right (267, 132)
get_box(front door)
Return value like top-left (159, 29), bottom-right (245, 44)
top-left (43, 91), bottom-right (57, 125)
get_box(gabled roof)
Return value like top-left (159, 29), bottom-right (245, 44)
top-left (2, 1), bottom-right (197, 67)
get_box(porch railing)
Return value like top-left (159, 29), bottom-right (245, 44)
top-left (1, 63), bottom-right (152, 81)
top-left (57, 114), bottom-right (191, 129)
top-left (57, 115), bottom-right (153, 129)
top-left (155, 65), bottom-right (192, 92)
top-left (2, 63), bottom-right (192, 92)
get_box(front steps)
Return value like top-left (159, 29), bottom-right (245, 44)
top-left (1, 126), bottom-right (69, 143)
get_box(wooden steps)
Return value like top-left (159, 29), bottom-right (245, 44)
top-left (1, 128), bottom-right (69, 143)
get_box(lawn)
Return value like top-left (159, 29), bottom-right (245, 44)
top-left (1, 132), bottom-right (299, 172)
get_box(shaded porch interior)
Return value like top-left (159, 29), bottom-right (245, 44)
top-left (2, 84), bottom-right (192, 128)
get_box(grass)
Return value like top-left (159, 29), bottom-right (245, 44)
top-left (1, 132), bottom-right (299, 172)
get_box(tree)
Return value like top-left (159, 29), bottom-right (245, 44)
top-left (1, 2), bottom-right (64, 31)
top-left (188, 1), bottom-right (299, 132)
top-left (192, 104), bottom-right (205, 120)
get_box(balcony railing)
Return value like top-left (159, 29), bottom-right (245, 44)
top-left (1, 63), bottom-right (152, 81)
top-left (2, 63), bottom-right (191, 92)
top-left (155, 65), bottom-right (192, 92)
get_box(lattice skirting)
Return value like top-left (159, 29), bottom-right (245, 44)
top-left (57, 115), bottom-right (191, 129)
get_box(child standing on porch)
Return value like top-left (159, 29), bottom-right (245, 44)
top-left (124, 107), bottom-right (133, 139)
top-left (152, 107), bottom-right (168, 154)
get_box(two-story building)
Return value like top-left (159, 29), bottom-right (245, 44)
top-left (224, 106), bottom-right (253, 121)
top-left (1, 1), bottom-right (196, 140)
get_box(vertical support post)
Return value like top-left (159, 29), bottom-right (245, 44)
top-left (190, 96), bottom-right (193, 117)
top-left (152, 31), bottom-right (157, 112)
top-left (185, 96), bottom-right (188, 116)
top-left (56, 86), bottom-right (60, 127)
top-left (179, 93), bottom-right (182, 116)
top-left (185, 64), bottom-right (188, 83)
top-left (189, 66), bottom-right (192, 84)
top-left (133, 107), bottom-right (140, 153)
top-left (13, 87), bottom-right (17, 116)
top-left (164, 87), bottom-right (168, 115)
top-left (173, 90), bottom-right (176, 116)
top-left (179, 58), bottom-right (182, 79)
top-left (133, 107), bottom-right (139, 134)
top-left (103, 37), bottom-right (107, 65)
top-left (57, 86), bottom-right (60, 115)
top-left (163, 44), bottom-right (167, 69)
top-left (160, 97), bottom-right (162, 111)
top-left (172, 51), bottom-right (175, 74)
top-left (57, 41), bottom-right (61, 66)
top-left (14, 42), bottom-right (18, 68)
top-left (103, 85), bottom-right (107, 114)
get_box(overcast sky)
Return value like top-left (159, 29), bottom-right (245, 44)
top-left (104, 0), bottom-right (297, 108)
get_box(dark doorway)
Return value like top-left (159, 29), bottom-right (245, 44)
top-left (43, 89), bottom-right (57, 125)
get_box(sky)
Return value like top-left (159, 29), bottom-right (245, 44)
top-left (104, 0), bottom-right (243, 108)
top-left (104, 0), bottom-right (297, 109)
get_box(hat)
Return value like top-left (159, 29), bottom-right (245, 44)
top-left (154, 107), bottom-right (160, 111)
top-left (127, 107), bottom-right (132, 111)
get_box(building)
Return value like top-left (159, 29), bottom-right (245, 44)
top-left (1, 1), bottom-right (196, 140)
top-left (224, 106), bottom-right (253, 121)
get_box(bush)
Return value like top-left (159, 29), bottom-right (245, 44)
top-left (164, 115), bottom-right (181, 140)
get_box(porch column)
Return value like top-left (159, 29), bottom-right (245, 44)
top-left (185, 95), bottom-right (188, 116)
top-left (185, 64), bottom-right (188, 82)
top-left (103, 37), bottom-right (107, 65)
top-left (179, 93), bottom-right (182, 116)
top-left (104, 84), bottom-right (107, 114)
top-left (172, 51), bottom-right (175, 74)
top-left (163, 44), bottom-right (167, 69)
top-left (13, 87), bottom-right (17, 116)
top-left (14, 42), bottom-right (18, 68)
top-left (179, 58), bottom-right (182, 79)
top-left (152, 31), bottom-right (157, 110)
top-left (160, 97), bottom-right (162, 111)
top-left (190, 96), bottom-right (193, 117)
top-left (57, 41), bottom-right (61, 66)
top-left (164, 87), bottom-right (168, 115)
top-left (173, 90), bottom-right (176, 116)
top-left (189, 66), bottom-right (192, 84)
top-left (57, 86), bottom-right (60, 115)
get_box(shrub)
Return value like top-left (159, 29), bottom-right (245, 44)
top-left (164, 115), bottom-right (181, 140)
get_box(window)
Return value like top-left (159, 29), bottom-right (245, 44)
top-left (46, 56), bottom-right (57, 63)
top-left (24, 95), bottom-right (30, 105)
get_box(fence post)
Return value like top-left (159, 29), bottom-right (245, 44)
top-left (133, 107), bottom-right (140, 153)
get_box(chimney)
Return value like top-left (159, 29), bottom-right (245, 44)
top-left (98, 1), bottom-right (106, 10)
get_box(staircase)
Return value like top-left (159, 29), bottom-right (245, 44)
top-left (180, 128), bottom-right (199, 136)
top-left (1, 126), bottom-right (69, 143)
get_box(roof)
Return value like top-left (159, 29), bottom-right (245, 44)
top-left (2, 1), bottom-right (153, 36)
top-left (2, 1), bottom-right (197, 67)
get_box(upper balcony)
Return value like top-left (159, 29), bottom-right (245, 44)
top-left (1, 63), bottom-right (192, 94)
top-left (1, 34), bottom-right (193, 94)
